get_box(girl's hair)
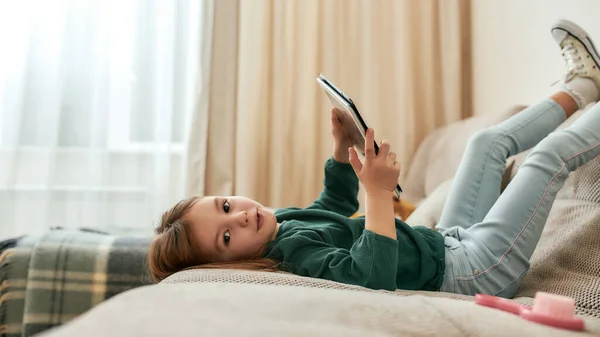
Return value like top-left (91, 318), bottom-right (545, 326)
top-left (147, 196), bottom-right (280, 283)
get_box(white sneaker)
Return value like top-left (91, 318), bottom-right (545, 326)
top-left (552, 20), bottom-right (600, 90)
top-left (552, 20), bottom-right (600, 108)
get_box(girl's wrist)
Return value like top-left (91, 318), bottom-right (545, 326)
top-left (333, 144), bottom-right (351, 163)
top-left (365, 189), bottom-right (395, 198)
top-left (364, 190), bottom-right (396, 239)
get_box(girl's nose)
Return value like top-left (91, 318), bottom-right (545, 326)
top-left (238, 211), bottom-right (249, 227)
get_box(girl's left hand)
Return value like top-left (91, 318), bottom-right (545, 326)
top-left (330, 108), bottom-right (354, 163)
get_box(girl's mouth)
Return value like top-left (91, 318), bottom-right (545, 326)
top-left (256, 211), bottom-right (263, 232)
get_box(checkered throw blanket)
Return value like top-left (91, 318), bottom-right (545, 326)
top-left (0, 229), bottom-right (153, 337)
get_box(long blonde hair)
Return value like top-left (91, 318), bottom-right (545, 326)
top-left (147, 196), bottom-right (280, 283)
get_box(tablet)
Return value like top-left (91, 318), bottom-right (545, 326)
top-left (316, 74), bottom-right (403, 198)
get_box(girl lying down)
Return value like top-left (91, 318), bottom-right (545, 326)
top-left (148, 19), bottom-right (600, 298)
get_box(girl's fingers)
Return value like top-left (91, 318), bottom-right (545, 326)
top-left (388, 152), bottom-right (397, 165)
top-left (349, 147), bottom-right (363, 176)
top-left (364, 128), bottom-right (376, 161)
top-left (379, 140), bottom-right (390, 157)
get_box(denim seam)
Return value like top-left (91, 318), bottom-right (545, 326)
top-left (491, 266), bottom-right (530, 297)
top-left (455, 162), bottom-right (566, 281)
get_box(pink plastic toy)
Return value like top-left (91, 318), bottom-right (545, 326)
top-left (475, 292), bottom-right (585, 331)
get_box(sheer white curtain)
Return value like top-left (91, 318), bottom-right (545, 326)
top-left (0, 0), bottom-right (206, 237)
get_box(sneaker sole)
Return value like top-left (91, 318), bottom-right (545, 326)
top-left (552, 19), bottom-right (600, 71)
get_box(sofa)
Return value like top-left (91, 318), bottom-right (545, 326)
top-left (32, 105), bottom-right (600, 336)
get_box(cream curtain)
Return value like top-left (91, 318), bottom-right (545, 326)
top-left (193, 0), bottom-right (472, 209)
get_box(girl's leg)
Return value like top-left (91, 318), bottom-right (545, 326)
top-left (436, 98), bottom-right (569, 231)
top-left (440, 19), bottom-right (600, 297)
top-left (455, 99), bottom-right (600, 298)
top-left (437, 18), bottom-right (600, 231)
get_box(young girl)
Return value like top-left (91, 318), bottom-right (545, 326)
top-left (148, 19), bottom-right (600, 298)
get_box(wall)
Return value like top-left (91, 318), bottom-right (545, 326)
top-left (472, 0), bottom-right (600, 116)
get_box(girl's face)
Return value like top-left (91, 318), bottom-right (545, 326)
top-left (186, 196), bottom-right (279, 262)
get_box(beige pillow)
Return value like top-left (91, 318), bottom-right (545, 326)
top-left (405, 178), bottom-right (453, 229)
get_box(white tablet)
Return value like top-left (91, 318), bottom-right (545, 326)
top-left (316, 74), bottom-right (402, 198)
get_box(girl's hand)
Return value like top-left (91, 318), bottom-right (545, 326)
top-left (348, 128), bottom-right (400, 195)
top-left (330, 108), bottom-right (354, 163)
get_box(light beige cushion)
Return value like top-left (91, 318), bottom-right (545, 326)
top-left (163, 269), bottom-right (479, 301)
top-left (162, 268), bottom-right (538, 309)
top-left (405, 178), bottom-right (454, 229)
top-left (38, 281), bottom-right (600, 337)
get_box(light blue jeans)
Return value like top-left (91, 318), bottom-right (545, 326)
top-left (438, 98), bottom-right (600, 298)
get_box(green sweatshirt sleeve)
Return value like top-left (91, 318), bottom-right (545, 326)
top-left (307, 157), bottom-right (359, 217)
top-left (275, 228), bottom-right (399, 291)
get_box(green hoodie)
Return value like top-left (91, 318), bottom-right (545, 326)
top-left (264, 158), bottom-right (446, 291)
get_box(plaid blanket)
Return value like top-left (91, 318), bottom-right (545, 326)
top-left (0, 229), bottom-right (153, 337)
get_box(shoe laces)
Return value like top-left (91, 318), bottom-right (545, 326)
top-left (551, 39), bottom-right (586, 86)
top-left (563, 40), bottom-right (586, 78)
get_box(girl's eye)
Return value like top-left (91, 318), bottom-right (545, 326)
top-left (223, 199), bottom-right (230, 213)
top-left (223, 230), bottom-right (231, 246)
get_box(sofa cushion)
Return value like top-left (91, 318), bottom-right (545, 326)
top-left (164, 269), bottom-right (539, 311)
top-left (405, 178), bottom-right (454, 229)
top-left (37, 281), bottom-right (600, 337)
top-left (163, 268), bottom-right (478, 301)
